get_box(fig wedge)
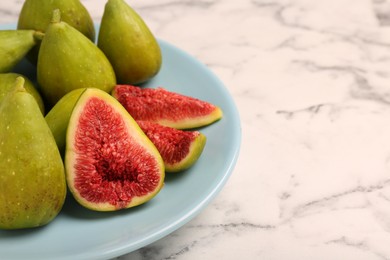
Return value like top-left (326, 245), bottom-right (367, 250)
top-left (65, 88), bottom-right (164, 211)
top-left (112, 85), bottom-right (223, 129)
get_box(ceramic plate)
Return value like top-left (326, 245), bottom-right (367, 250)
top-left (0, 24), bottom-right (241, 260)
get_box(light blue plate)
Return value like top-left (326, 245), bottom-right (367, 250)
top-left (0, 24), bottom-right (241, 260)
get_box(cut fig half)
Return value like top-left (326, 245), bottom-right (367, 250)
top-left (112, 85), bottom-right (223, 129)
top-left (137, 121), bottom-right (207, 172)
top-left (65, 88), bottom-right (165, 211)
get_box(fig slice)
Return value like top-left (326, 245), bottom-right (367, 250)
top-left (65, 88), bottom-right (165, 211)
top-left (137, 121), bottom-right (207, 172)
top-left (112, 85), bottom-right (223, 129)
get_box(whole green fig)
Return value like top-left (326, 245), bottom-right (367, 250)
top-left (17, 0), bottom-right (95, 65)
top-left (45, 88), bottom-right (86, 155)
top-left (0, 77), bottom-right (66, 230)
top-left (37, 10), bottom-right (116, 107)
top-left (98, 0), bottom-right (162, 84)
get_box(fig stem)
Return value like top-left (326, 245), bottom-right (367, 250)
top-left (33, 31), bottom-right (45, 42)
top-left (0, 77), bottom-right (25, 110)
top-left (14, 77), bottom-right (26, 92)
top-left (51, 9), bottom-right (61, 24)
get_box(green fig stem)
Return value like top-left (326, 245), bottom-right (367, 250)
top-left (33, 31), bottom-right (45, 42)
top-left (51, 9), bottom-right (62, 24)
top-left (1, 77), bottom-right (26, 109)
top-left (14, 77), bottom-right (26, 93)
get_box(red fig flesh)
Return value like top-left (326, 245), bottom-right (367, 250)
top-left (137, 121), bottom-right (206, 172)
top-left (112, 85), bottom-right (223, 129)
top-left (65, 88), bottom-right (164, 211)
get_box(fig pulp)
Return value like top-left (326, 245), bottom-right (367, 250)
top-left (37, 10), bottom-right (116, 107)
top-left (137, 121), bottom-right (207, 172)
top-left (98, 0), bottom-right (162, 84)
top-left (65, 88), bottom-right (165, 211)
top-left (112, 85), bottom-right (223, 129)
top-left (17, 0), bottom-right (95, 65)
top-left (0, 73), bottom-right (45, 114)
top-left (0, 78), bottom-right (66, 229)
top-left (0, 30), bottom-right (42, 73)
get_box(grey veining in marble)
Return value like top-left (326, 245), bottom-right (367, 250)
top-left (3, 0), bottom-right (390, 259)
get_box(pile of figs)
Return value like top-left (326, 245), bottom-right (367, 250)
top-left (0, 0), bottom-right (222, 229)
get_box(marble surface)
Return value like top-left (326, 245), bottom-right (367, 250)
top-left (3, 0), bottom-right (390, 259)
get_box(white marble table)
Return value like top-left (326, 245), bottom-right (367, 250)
top-left (3, 0), bottom-right (390, 259)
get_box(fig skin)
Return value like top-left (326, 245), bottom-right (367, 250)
top-left (17, 0), bottom-right (95, 65)
top-left (0, 73), bottom-right (45, 114)
top-left (45, 88), bottom-right (86, 156)
top-left (0, 30), bottom-right (41, 73)
top-left (170, 132), bottom-right (206, 172)
top-left (98, 0), bottom-right (162, 84)
top-left (65, 88), bottom-right (165, 211)
top-left (37, 10), bottom-right (116, 107)
top-left (137, 121), bottom-right (207, 172)
top-left (0, 78), bottom-right (66, 229)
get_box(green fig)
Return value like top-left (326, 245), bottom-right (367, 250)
top-left (0, 73), bottom-right (45, 114)
top-left (0, 30), bottom-right (43, 73)
top-left (98, 0), bottom-right (162, 84)
top-left (37, 10), bottom-right (116, 107)
top-left (17, 0), bottom-right (95, 65)
top-left (0, 77), bottom-right (66, 230)
top-left (45, 88), bottom-right (86, 156)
